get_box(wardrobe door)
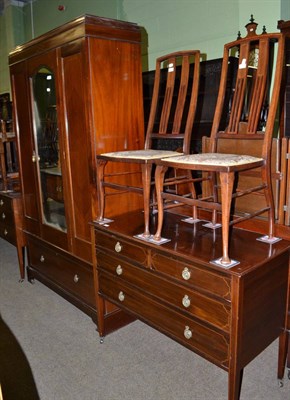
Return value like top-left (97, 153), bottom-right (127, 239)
top-left (59, 39), bottom-right (92, 261)
top-left (27, 50), bottom-right (69, 250)
top-left (10, 61), bottom-right (40, 236)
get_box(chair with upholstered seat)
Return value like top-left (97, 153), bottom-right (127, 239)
top-left (153, 19), bottom-right (285, 267)
top-left (96, 50), bottom-right (201, 238)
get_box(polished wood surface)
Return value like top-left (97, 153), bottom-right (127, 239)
top-left (9, 15), bottom-right (144, 326)
top-left (93, 210), bottom-right (290, 400)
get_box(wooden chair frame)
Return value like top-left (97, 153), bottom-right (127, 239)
top-left (96, 50), bottom-right (201, 238)
top-left (0, 119), bottom-right (19, 192)
top-left (153, 24), bottom-right (285, 267)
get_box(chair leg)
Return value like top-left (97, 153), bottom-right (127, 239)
top-left (186, 170), bottom-right (199, 220)
top-left (257, 166), bottom-right (281, 244)
top-left (211, 172), bottom-right (219, 226)
top-left (218, 171), bottom-right (235, 266)
top-left (96, 159), bottom-right (107, 222)
top-left (263, 166), bottom-right (275, 239)
top-left (153, 165), bottom-right (168, 241)
top-left (141, 164), bottom-right (153, 238)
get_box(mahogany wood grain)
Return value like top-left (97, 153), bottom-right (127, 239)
top-left (93, 210), bottom-right (290, 400)
top-left (9, 15), bottom-right (144, 326)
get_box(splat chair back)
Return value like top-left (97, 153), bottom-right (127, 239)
top-left (0, 119), bottom-right (19, 192)
top-left (153, 20), bottom-right (285, 266)
top-left (96, 50), bottom-right (201, 238)
top-left (145, 51), bottom-right (200, 152)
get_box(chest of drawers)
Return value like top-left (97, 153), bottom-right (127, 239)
top-left (93, 211), bottom-right (290, 400)
top-left (0, 191), bottom-right (25, 279)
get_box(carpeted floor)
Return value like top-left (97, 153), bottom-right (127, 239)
top-left (0, 238), bottom-right (289, 400)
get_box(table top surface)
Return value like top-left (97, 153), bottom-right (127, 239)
top-left (93, 210), bottom-right (290, 277)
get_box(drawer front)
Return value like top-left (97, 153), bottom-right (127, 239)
top-left (97, 250), bottom-right (230, 332)
top-left (99, 271), bottom-right (229, 368)
top-left (96, 230), bottom-right (147, 265)
top-left (0, 221), bottom-right (16, 244)
top-left (151, 252), bottom-right (231, 301)
top-left (0, 194), bottom-right (13, 215)
top-left (0, 206), bottom-right (14, 226)
top-left (28, 239), bottom-right (95, 307)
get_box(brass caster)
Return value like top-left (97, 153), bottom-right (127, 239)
top-left (100, 337), bottom-right (104, 344)
top-left (18, 278), bottom-right (24, 283)
top-left (29, 278), bottom-right (35, 285)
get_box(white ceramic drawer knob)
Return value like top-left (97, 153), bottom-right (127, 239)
top-left (4, 229), bottom-right (8, 236)
top-left (73, 274), bottom-right (79, 283)
top-left (40, 255), bottom-right (45, 262)
top-left (118, 291), bottom-right (125, 302)
top-left (184, 326), bottom-right (193, 340)
top-left (116, 265), bottom-right (123, 275)
top-left (115, 241), bottom-right (122, 253)
top-left (181, 267), bottom-right (191, 280)
top-left (1, 212), bottom-right (5, 220)
top-left (0, 199), bottom-right (4, 206)
top-left (182, 295), bottom-right (191, 308)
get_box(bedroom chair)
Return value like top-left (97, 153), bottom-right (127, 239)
top-left (96, 50), bottom-right (201, 239)
top-left (0, 119), bottom-right (19, 192)
top-left (153, 19), bottom-right (285, 267)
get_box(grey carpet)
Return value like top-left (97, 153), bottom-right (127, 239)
top-left (0, 238), bottom-right (289, 400)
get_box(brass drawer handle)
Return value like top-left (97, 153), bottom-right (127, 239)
top-left (1, 212), bottom-right (6, 220)
top-left (182, 295), bottom-right (191, 308)
top-left (182, 267), bottom-right (191, 281)
top-left (184, 326), bottom-right (193, 340)
top-left (0, 199), bottom-right (4, 206)
top-left (73, 274), bottom-right (79, 283)
top-left (115, 242), bottom-right (122, 253)
top-left (4, 229), bottom-right (8, 236)
top-left (40, 255), bottom-right (45, 262)
top-left (116, 265), bottom-right (123, 275)
top-left (118, 291), bottom-right (125, 302)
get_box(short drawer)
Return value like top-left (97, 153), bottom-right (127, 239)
top-left (99, 271), bottom-right (230, 369)
top-left (151, 251), bottom-right (231, 301)
top-left (0, 195), bottom-right (13, 215)
top-left (96, 230), bottom-right (147, 266)
top-left (0, 222), bottom-right (16, 244)
top-left (28, 238), bottom-right (95, 307)
top-left (0, 206), bottom-right (14, 225)
top-left (97, 250), bottom-right (230, 332)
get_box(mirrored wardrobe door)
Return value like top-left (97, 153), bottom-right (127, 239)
top-left (32, 66), bottom-right (67, 232)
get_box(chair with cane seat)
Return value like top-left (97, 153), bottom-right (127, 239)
top-left (153, 20), bottom-right (285, 267)
top-left (96, 50), bottom-right (201, 239)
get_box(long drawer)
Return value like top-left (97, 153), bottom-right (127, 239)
top-left (97, 250), bottom-right (231, 332)
top-left (99, 271), bottom-right (230, 369)
top-left (28, 237), bottom-right (95, 308)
